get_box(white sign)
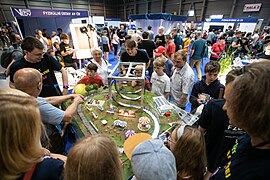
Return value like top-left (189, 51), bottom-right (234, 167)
top-left (188, 10), bottom-right (194, 16)
top-left (243, 3), bottom-right (262, 12)
top-left (210, 15), bottom-right (223, 19)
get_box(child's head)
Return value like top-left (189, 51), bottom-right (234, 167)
top-left (153, 57), bottom-right (166, 75)
top-left (158, 26), bottom-right (165, 34)
top-left (86, 62), bottom-right (98, 78)
top-left (65, 134), bottom-right (123, 180)
top-left (53, 42), bottom-right (60, 50)
top-left (60, 33), bottom-right (69, 44)
top-left (169, 124), bottom-right (207, 180)
top-left (204, 61), bottom-right (221, 83)
top-left (165, 34), bottom-right (172, 42)
top-left (134, 65), bottom-right (143, 77)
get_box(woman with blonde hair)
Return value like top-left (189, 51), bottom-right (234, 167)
top-left (65, 134), bottom-right (123, 180)
top-left (169, 124), bottom-right (207, 180)
top-left (0, 93), bottom-right (65, 180)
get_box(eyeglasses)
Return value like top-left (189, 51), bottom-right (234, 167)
top-left (167, 133), bottom-right (176, 144)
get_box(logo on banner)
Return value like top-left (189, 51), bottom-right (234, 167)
top-left (14, 8), bottom-right (31, 16)
top-left (243, 3), bottom-right (262, 12)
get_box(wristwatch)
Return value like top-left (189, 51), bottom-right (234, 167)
top-left (63, 84), bottom-right (69, 89)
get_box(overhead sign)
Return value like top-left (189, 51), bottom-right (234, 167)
top-left (11, 7), bottom-right (88, 18)
top-left (205, 18), bottom-right (258, 23)
top-left (243, 3), bottom-right (262, 12)
top-left (210, 15), bottom-right (223, 19)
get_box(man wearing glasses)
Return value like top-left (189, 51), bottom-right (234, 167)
top-left (170, 50), bottom-right (194, 110)
top-left (9, 36), bottom-right (68, 97)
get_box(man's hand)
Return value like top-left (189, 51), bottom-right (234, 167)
top-left (69, 94), bottom-right (84, 100)
top-left (73, 94), bottom-right (84, 105)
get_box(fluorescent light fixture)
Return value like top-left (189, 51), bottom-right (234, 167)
top-left (210, 15), bottom-right (223, 19)
top-left (188, 10), bottom-right (194, 16)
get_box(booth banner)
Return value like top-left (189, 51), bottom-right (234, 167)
top-left (105, 18), bottom-right (121, 21)
top-left (11, 7), bottom-right (88, 18)
top-left (205, 18), bottom-right (258, 23)
top-left (129, 13), bottom-right (187, 22)
top-left (243, 3), bottom-right (262, 12)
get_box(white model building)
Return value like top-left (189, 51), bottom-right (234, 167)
top-left (153, 96), bottom-right (173, 115)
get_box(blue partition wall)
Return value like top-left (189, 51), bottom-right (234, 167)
top-left (17, 16), bottom-right (74, 37)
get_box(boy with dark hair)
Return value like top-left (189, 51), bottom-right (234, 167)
top-left (147, 25), bottom-right (154, 41)
top-left (77, 62), bottom-right (104, 87)
top-left (9, 36), bottom-right (68, 97)
top-left (198, 68), bottom-right (245, 179)
top-left (189, 61), bottom-right (225, 113)
top-left (121, 39), bottom-right (150, 74)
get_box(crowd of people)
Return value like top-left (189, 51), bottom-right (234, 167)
top-left (1, 23), bottom-right (270, 180)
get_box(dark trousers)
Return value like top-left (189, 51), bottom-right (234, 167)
top-left (113, 44), bottom-right (118, 56)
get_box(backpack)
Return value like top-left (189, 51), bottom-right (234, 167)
top-left (203, 43), bottom-right (209, 58)
top-left (0, 47), bottom-right (21, 68)
top-left (62, 123), bottom-right (80, 153)
top-left (41, 123), bottom-right (65, 154)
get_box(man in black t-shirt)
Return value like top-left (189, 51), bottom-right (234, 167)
top-left (154, 26), bottom-right (166, 47)
top-left (121, 39), bottom-right (150, 74)
top-left (138, 32), bottom-right (156, 77)
top-left (60, 33), bottom-right (77, 69)
top-left (226, 26), bottom-right (234, 37)
top-left (117, 24), bottom-right (127, 46)
top-left (138, 32), bottom-right (156, 59)
top-left (212, 62), bottom-right (270, 180)
top-left (9, 36), bottom-right (68, 97)
top-left (198, 69), bottom-right (245, 179)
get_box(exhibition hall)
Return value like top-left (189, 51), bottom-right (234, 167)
top-left (0, 0), bottom-right (270, 179)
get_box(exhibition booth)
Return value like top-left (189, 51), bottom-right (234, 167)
top-left (202, 18), bottom-right (262, 32)
top-left (128, 13), bottom-right (187, 34)
top-left (10, 7), bottom-right (99, 60)
top-left (10, 7), bottom-right (89, 38)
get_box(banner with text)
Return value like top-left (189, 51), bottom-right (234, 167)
top-left (11, 7), bottom-right (88, 18)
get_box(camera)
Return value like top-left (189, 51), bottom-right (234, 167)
top-left (80, 26), bottom-right (88, 33)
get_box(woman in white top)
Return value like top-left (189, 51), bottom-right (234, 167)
top-left (90, 47), bottom-right (108, 85)
top-left (111, 28), bottom-right (120, 59)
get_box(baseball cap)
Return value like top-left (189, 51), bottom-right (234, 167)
top-left (124, 133), bottom-right (152, 160)
top-left (131, 139), bottom-right (177, 180)
top-left (154, 46), bottom-right (166, 57)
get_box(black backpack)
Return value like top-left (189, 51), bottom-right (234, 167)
top-left (0, 47), bottom-right (21, 68)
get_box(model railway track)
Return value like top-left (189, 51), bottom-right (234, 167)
top-left (77, 89), bottom-right (161, 138)
top-left (113, 80), bottom-right (141, 101)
